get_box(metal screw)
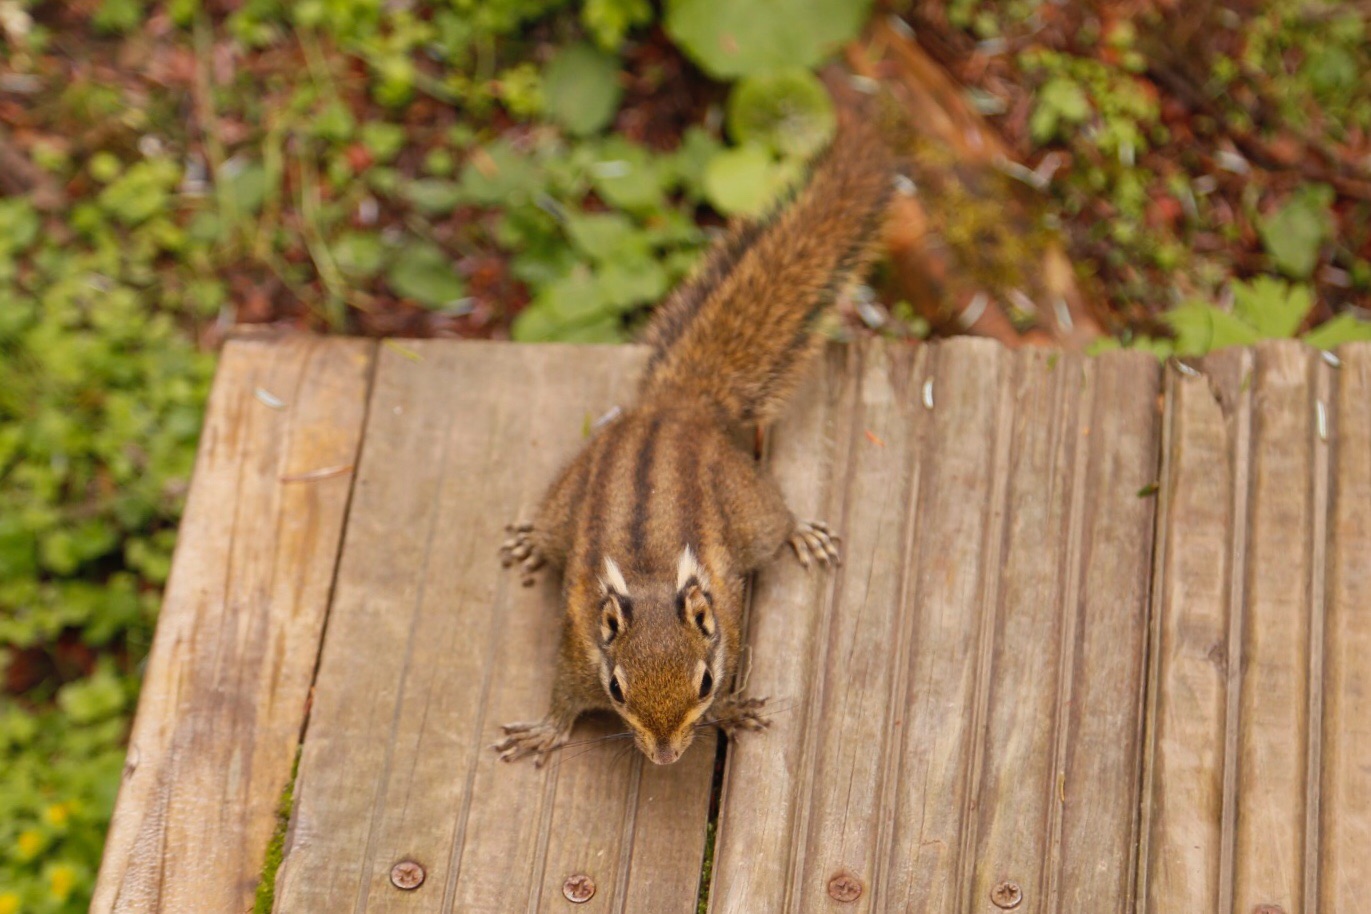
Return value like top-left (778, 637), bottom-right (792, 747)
top-left (827, 871), bottom-right (863, 903)
top-left (1251, 906), bottom-right (1285, 914)
top-left (562, 874), bottom-right (596, 904)
top-left (390, 860), bottom-right (425, 891)
top-left (991, 881), bottom-right (1023, 909)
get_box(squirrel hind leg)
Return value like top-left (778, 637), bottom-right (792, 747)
top-left (787, 519), bottom-right (841, 570)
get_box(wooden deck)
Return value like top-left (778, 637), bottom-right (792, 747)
top-left (92, 336), bottom-right (1370, 914)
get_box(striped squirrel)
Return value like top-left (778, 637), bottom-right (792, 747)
top-left (495, 117), bottom-right (895, 766)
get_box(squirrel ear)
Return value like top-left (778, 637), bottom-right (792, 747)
top-left (677, 581), bottom-right (715, 637)
top-left (675, 546), bottom-right (715, 637)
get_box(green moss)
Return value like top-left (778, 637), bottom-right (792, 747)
top-left (252, 749), bottom-right (300, 914)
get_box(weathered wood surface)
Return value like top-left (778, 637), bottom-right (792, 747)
top-left (1139, 340), bottom-right (1371, 914)
top-left (272, 341), bottom-right (716, 914)
top-left (93, 337), bottom-right (1371, 914)
top-left (712, 340), bottom-right (1162, 913)
top-left (92, 336), bottom-right (374, 913)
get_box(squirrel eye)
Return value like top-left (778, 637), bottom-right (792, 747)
top-left (605, 613), bottom-right (619, 636)
top-left (609, 674), bottom-right (625, 703)
top-left (699, 669), bottom-right (713, 700)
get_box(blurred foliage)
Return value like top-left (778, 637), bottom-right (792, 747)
top-left (0, 183), bottom-right (213, 907)
top-left (5, 0), bottom-right (1371, 909)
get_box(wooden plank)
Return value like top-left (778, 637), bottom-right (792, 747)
top-left (273, 342), bottom-right (715, 913)
top-left (708, 343), bottom-right (866, 913)
top-left (965, 350), bottom-right (1084, 912)
top-left (880, 339), bottom-right (1008, 914)
top-left (92, 337), bottom-right (374, 913)
top-left (1053, 351), bottom-right (1160, 910)
top-left (1233, 342), bottom-right (1323, 914)
top-left (790, 341), bottom-right (927, 912)
top-left (1138, 349), bottom-right (1249, 914)
top-left (968, 350), bottom-right (1160, 913)
top-left (1141, 342), bottom-right (1339, 914)
top-left (1322, 342), bottom-right (1371, 910)
top-left (712, 341), bottom-right (1160, 913)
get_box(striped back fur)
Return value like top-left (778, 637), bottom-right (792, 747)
top-left (638, 119), bottom-right (895, 427)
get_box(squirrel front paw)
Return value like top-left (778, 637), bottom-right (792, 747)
top-left (708, 693), bottom-right (771, 737)
top-left (492, 717), bottom-right (573, 767)
top-left (499, 523), bottom-right (546, 586)
top-left (788, 519), bottom-right (841, 570)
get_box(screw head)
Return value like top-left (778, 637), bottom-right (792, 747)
top-left (562, 873), bottom-right (596, 904)
top-left (390, 860), bottom-right (425, 891)
top-left (827, 871), bottom-right (863, 903)
top-left (990, 881), bottom-right (1023, 909)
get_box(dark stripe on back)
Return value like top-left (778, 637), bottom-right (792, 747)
top-left (629, 415), bottom-right (663, 566)
top-left (579, 417), bottom-right (630, 583)
top-left (676, 419), bottom-right (702, 557)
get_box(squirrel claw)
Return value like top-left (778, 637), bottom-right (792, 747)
top-left (710, 694), bottom-right (772, 737)
top-left (493, 718), bottom-right (570, 766)
top-left (500, 523), bottom-right (547, 584)
top-left (789, 520), bottom-right (841, 570)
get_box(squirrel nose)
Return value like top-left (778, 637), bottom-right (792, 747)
top-left (650, 745), bottom-right (682, 765)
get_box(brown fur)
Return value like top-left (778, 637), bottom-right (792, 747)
top-left (495, 121), bottom-right (894, 767)
top-left (639, 118), bottom-right (895, 427)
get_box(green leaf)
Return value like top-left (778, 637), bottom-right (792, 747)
top-left (1165, 302), bottom-right (1261, 356)
top-left (581, 0), bottom-right (653, 49)
top-left (385, 244), bottom-right (466, 309)
top-left (565, 212), bottom-right (640, 261)
top-left (1230, 277), bottom-right (1313, 339)
top-left (1259, 185), bottom-right (1333, 279)
top-left (670, 127), bottom-right (723, 201)
top-left (332, 232), bottom-right (388, 279)
top-left (1030, 77), bottom-right (1091, 144)
top-left (589, 139), bottom-right (667, 213)
top-left (455, 141), bottom-right (542, 206)
top-left (665, 0), bottom-right (873, 78)
top-left (596, 258), bottom-right (668, 310)
top-left (703, 145), bottom-right (793, 217)
top-left (57, 667), bottom-right (127, 725)
top-left (310, 99), bottom-right (356, 143)
top-left (544, 44), bottom-right (624, 137)
top-left (1302, 313), bottom-right (1371, 349)
top-left (726, 69), bottom-right (835, 158)
top-left (401, 178), bottom-right (463, 216)
top-left (360, 122), bottom-right (407, 163)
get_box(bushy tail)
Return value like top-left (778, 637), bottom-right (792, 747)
top-left (639, 118), bottom-right (895, 426)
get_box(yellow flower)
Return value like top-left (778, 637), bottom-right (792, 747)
top-left (16, 829), bottom-right (43, 860)
top-left (0, 890), bottom-right (19, 914)
top-left (49, 863), bottom-right (77, 901)
top-left (43, 802), bottom-right (71, 828)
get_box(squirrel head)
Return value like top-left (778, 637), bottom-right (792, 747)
top-left (593, 548), bottom-right (725, 765)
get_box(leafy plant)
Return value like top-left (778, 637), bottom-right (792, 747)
top-left (665, 0), bottom-right (873, 78)
top-left (1094, 277), bottom-right (1371, 357)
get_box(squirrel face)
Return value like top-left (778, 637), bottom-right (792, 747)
top-left (594, 550), bottom-right (724, 765)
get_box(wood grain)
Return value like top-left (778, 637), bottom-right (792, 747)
top-left (711, 341), bottom-right (1159, 913)
top-left (1139, 342), bottom-right (1348, 914)
top-left (1232, 343), bottom-right (1322, 914)
top-left (272, 342), bottom-right (714, 914)
top-left (98, 336), bottom-right (1369, 912)
top-left (1321, 342), bottom-right (1371, 911)
top-left (92, 337), bottom-right (374, 913)
top-left (709, 343), bottom-right (866, 914)
top-left (1138, 350), bottom-right (1249, 914)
